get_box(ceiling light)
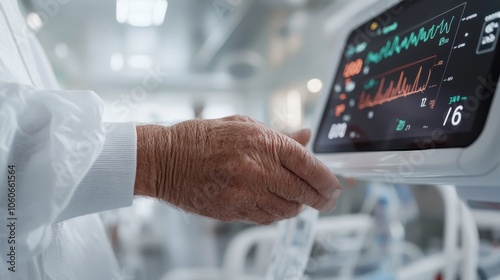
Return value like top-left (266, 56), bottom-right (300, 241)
top-left (116, 0), bottom-right (128, 23)
top-left (127, 11), bottom-right (154, 27)
top-left (153, 0), bottom-right (168, 26)
top-left (307, 78), bottom-right (323, 93)
top-left (116, 0), bottom-right (168, 27)
top-left (26, 13), bottom-right (43, 31)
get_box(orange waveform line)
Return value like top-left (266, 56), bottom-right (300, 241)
top-left (372, 55), bottom-right (437, 80)
top-left (358, 66), bottom-right (432, 110)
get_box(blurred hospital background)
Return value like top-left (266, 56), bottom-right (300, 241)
top-left (17, 0), bottom-right (500, 279)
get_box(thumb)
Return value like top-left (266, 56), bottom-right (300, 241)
top-left (288, 129), bottom-right (311, 147)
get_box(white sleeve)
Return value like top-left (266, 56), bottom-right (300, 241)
top-left (0, 82), bottom-right (136, 268)
top-left (56, 122), bottom-right (137, 222)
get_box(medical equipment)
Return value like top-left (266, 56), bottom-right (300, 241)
top-left (369, 184), bottom-right (404, 280)
top-left (162, 214), bottom-right (373, 280)
top-left (161, 185), bottom-right (488, 280)
top-left (310, 0), bottom-right (500, 202)
top-left (265, 207), bottom-right (318, 280)
top-left (302, 0), bottom-right (499, 279)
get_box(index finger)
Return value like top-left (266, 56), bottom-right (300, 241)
top-left (277, 136), bottom-right (342, 198)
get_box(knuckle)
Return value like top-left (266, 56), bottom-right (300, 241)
top-left (306, 194), bottom-right (322, 208)
top-left (266, 181), bottom-right (279, 194)
top-left (279, 135), bottom-right (307, 162)
top-left (275, 133), bottom-right (289, 147)
top-left (299, 153), bottom-right (318, 178)
top-left (232, 115), bottom-right (246, 121)
top-left (238, 128), bottom-right (266, 150)
top-left (227, 115), bottom-right (257, 123)
top-left (254, 129), bottom-right (271, 143)
top-left (272, 176), bottom-right (297, 200)
top-left (314, 197), bottom-right (330, 210)
top-left (289, 176), bottom-right (309, 196)
top-left (241, 116), bottom-right (257, 123)
top-left (274, 173), bottom-right (300, 195)
top-left (223, 115), bottom-right (241, 121)
top-left (292, 183), bottom-right (324, 208)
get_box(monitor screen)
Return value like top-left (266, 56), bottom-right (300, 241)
top-left (314, 0), bottom-right (500, 153)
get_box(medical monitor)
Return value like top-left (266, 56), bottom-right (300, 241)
top-left (311, 0), bottom-right (500, 195)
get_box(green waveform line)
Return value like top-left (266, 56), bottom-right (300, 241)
top-left (366, 16), bottom-right (455, 65)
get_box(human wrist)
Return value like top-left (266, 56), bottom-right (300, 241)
top-left (134, 125), bottom-right (169, 198)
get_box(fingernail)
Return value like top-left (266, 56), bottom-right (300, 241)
top-left (332, 189), bottom-right (341, 199)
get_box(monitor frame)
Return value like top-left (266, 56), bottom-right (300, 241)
top-left (309, 0), bottom-right (500, 189)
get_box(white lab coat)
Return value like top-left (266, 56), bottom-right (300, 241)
top-left (0, 1), bottom-right (137, 279)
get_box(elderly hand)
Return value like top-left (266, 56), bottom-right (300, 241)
top-left (135, 116), bottom-right (342, 225)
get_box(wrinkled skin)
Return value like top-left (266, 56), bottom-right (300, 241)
top-left (135, 115), bottom-right (342, 225)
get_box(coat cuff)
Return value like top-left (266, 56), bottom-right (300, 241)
top-left (57, 122), bottom-right (137, 222)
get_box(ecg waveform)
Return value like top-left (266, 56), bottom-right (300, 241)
top-left (365, 16), bottom-right (455, 65)
top-left (358, 56), bottom-right (435, 110)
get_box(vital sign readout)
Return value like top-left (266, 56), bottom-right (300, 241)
top-left (314, 0), bottom-right (500, 153)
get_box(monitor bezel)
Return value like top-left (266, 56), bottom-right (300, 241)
top-left (312, 0), bottom-right (500, 154)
